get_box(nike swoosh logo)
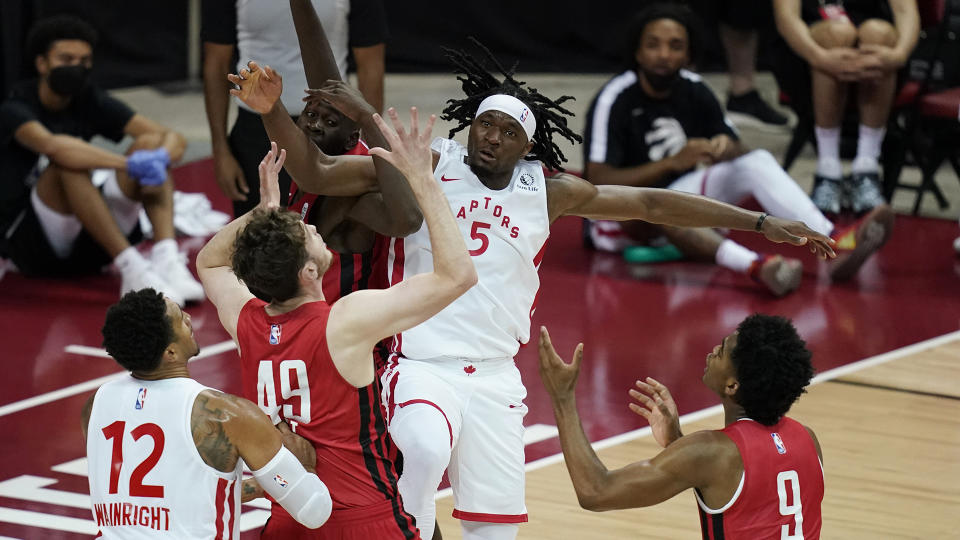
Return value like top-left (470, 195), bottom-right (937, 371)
top-left (441, 175), bottom-right (459, 182)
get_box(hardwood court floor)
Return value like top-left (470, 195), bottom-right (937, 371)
top-left (436, 334), bottom-right (960, 539)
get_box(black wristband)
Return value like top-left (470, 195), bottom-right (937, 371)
top-left (755, 213), bottom-right (768, 232)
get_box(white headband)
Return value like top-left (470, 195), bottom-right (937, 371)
top-left (475, 94), bottom-right (536, 141)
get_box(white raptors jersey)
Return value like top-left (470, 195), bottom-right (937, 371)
top-left (387, 137), bottom-right (550, 360)
top-left (87, 376), bottom-right (243, 539)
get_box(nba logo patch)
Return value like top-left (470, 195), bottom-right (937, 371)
top-left (273, 474), bottom-right (288, 488)
top-left (519, 108), bottom-right (530, 122)
top-left (135, 388), bottom-right (147, 410)
top-left (771, 432), bottom-right (786, 454)
top-left (269, 324), bottom-right (281, 345)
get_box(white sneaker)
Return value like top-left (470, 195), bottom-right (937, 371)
top-left (153, 250), bottom-right (205, 303)
top-left (120, 267), bottom-right (186, 307)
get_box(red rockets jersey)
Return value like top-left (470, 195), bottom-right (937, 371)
top-left (235, 298), bottom-right (410, 524)
top-left (286, 140), bottom-right (390, 303)
top-left (697, 417), bottom-right (823, 539)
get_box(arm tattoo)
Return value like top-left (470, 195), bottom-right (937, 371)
top-left (241, 478), bottom-right (265, 503)
top-left (191, 393), bottom-right (241, 472)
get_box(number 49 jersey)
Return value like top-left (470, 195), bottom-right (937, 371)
top-left (387, 137), bottom-right (550, 360)
top-left (87, 376), bottom-right (243, 539)
top-left (698, 417), bottom-right (824, 540)
top-left (236, 298), bottom-right (402, 511)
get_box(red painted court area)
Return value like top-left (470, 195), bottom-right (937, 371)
top-left (1, 159), bottom-right (958, 538)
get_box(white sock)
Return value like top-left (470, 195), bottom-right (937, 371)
top-left (852, 124), bottom-right (885, 174)
top-left (114, 246), bottom-right (148, 275)
top-left (814, 126), bottom-right (842, 178)
top-left (151, 238), bottom-right (179, 262)
top-left (715, 239), bottom-right (758, 274)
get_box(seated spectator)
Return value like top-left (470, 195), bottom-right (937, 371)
top-left (773, 0), bottom-right (920, 214)
top-left (583, 3), bottom-right (895, 290)
top-left (0, 16), bottom-right (202, 306)
top-left (693, 0), bottom-right (791, 130)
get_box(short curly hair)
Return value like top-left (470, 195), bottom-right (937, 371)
top-left (102, 288), bottom-right (173, 373)
top-left (730, 314), bottom-right (814, 426)
top-left (623, 3), bottom-right (703, 70)
top-left (26, 15), bottom-right (98, 61)
top-left (232, 209), bottom-right (309, 302)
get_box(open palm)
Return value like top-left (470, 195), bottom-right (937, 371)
top-left (227, 61), bottom-right (283, 115)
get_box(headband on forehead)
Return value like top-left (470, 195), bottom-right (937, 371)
top-left (475, 94), bottom-right (536, 141)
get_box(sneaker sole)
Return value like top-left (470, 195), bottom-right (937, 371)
top-left (829, 205), bottom-right (895, 282)
top-left (725, 111), bottom-right (795, 133)
top-left (759, 256), bottom-right (803, 297)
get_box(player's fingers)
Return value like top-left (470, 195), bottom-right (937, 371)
top-left (247, 60), bottom-right (260, 72)
top-left (629, 388), bottom-right (655, 409)
top-left (422, 114), bottom-right (437, 144)
top-left (276, 148), bottom-right (287, 169)
top-left (387, 107), bottom-right (408, 139)
top-left (226, 73), bottom-right (242, 84)
top-left (409, 107), bottom-right (420, 140)
top-left (634, 380), bottom-right (656, 397)
top-left (370, 113), bottom-right (400, 146)
top-left (572, 343), bottom-right (584, 370)
top-left (628, 402), bottom-right (652, 419)
top-left (646, 377), bottom-right (672, 399)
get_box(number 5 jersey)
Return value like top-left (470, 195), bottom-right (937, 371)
top-left (386, 137), bottom-right (550, 361)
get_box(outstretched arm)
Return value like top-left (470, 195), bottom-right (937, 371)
top-left (290, 0), bottom-right (342, 87)
top-left (228, 62), bottom-right (378, 197)
top-left (306, 83), bottom-right (423, 236)
top-left (538, 327), bottom-right (731, 511)
top-left (326, 108), bottom-right (476, 386)
top-left (195, 146), bottom-right (288, 340)
top-left (547, 173), bottom-right (836, 259)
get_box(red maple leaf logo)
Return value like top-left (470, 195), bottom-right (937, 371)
top-left (463, 365), bottom-right (476, 375)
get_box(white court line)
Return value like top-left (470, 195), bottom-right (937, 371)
top-left (0, 340), bottom-right (237, 418)
top-left (436, 329), bottom-right (960, 500)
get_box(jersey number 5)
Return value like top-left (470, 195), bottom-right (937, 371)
top-left (777, 469), bottom-right (804, 540)
top-left (258, 360), bottom-right (312, 425)
top-left (468, 221), bottom-right (491, 256)
top-left (101, 421), bottom-right (165, 498)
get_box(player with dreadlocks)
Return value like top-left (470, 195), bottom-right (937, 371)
top-left (231, 40), bottom-right (835, 540)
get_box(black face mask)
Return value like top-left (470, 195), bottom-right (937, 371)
top-left (47, 65), bottom-right (91, 96)
top-left (640, 68), bottom-right (680, 93)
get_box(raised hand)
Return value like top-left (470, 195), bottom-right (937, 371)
top-left (628, 378), bottom-right (682, 448)
top-left (760, 215), bottom-right (836, 259)
top-left (538, 326), bottom-right (583, 403)
top-left (227, 61), bottom-right (284, 115)
top-left (256, 142), bottom-right (287, 210)
top-left (367, 107), bottom-right (436, 185)
top-left (303, 80), bottom-right (374, 122)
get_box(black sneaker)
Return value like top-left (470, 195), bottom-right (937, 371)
top-left (848, 171), bottom-right (887, 214)
top-left (726, 90), bottom-right (790, 130)
top-left (811, 174), bottom-right (845, 215)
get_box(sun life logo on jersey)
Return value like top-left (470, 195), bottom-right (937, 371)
top-left (269, 324), bottom-right (282, 345)
top-left (771, 432), bottom-right (787, 454)
top-left (135, 388), bottom-right (147, 410)
top-left (517, 172), bottom-right (537, 192)
top-left (274, 474), bottom-right (288, 488)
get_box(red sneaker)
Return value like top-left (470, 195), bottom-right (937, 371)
top-left (829, 204), bottom-right (895, 281)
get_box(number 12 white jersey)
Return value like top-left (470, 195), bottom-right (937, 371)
top-left (387, 137), bottom-right (550, 360)
top-left (87, 376), bottom-right (243, 539)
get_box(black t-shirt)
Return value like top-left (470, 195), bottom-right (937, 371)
top-left (583, 69), bottom-right (738, 187)
top-left (201, 0), bottom-right (388, 49)
top-left (0, 79), bottom-right (134, 234)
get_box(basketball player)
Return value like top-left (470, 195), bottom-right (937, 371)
top-left (539, 313), bottom-right (823, 538)
top-left (229, 41), bottom-right (834, 540)
top-left (84, 288), bottom-right (332, 538)
top-left (197, 107), bottom-right (476, 539)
